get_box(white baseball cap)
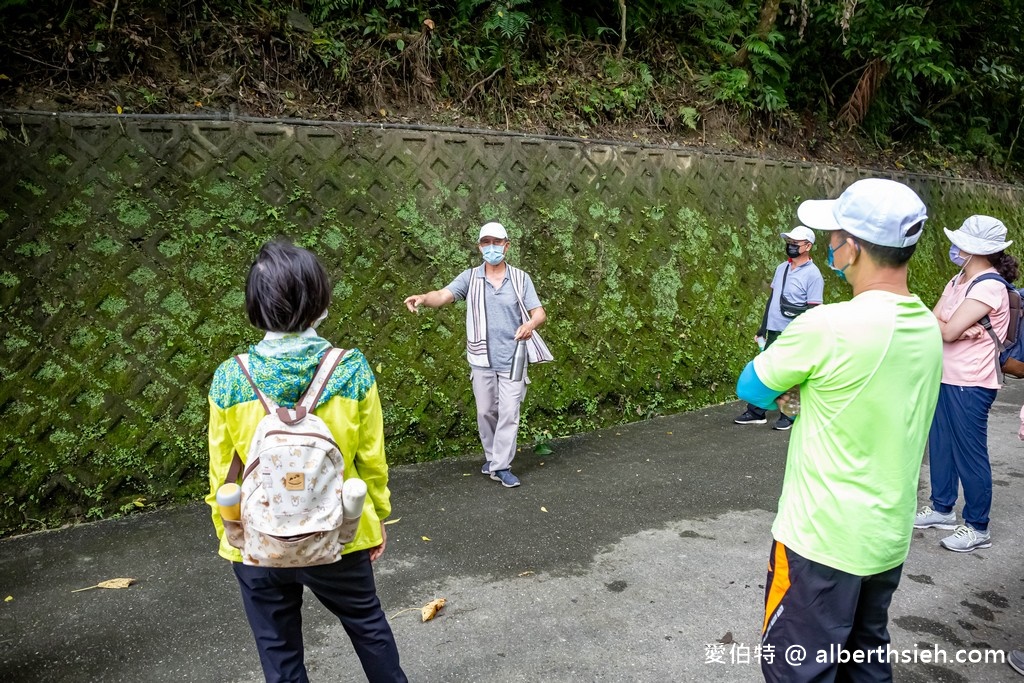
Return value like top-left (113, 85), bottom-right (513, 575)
top-left (780, 225), bottom-right (815, 244)
top-left (797, 179), bottom-right (928, 249)
top-left (479, 222), bottom-right (508, 241)
top-left (944, 215), bottom-right (1012, 256)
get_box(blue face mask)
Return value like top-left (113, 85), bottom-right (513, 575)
top-left (481, 245), bottom-right (505, 265)
top-left (949, 245), bottom-right (967, 267)
top-left (827, 243), bottom-right (849, 283)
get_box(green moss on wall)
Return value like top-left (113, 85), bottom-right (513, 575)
top-left (1, 115), bottom-right (1022, 534)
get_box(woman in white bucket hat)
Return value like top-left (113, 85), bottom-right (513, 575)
top-left (915, 215), bottom-right (1018, 552)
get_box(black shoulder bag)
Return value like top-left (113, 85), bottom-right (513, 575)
top-left (778, 266), bottom-right (811, 319)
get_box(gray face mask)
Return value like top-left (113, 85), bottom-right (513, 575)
top-left (786, 243), bottom-right (802, 258)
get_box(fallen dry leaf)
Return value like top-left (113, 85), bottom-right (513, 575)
top-left (72, 577), bottom-right (135, 593)
top-left (383, 518), bottom-right (401, 526)
top-left (4, 595), bottom-right (12, 602)
top-left (421, 536), bottom-right (431, 541)
top-left (540, 506), bottom-right (548, 513)
top-left (421, 597), bottom-right (446, 622)
top-left (518, 570), bottom-right (534, 577)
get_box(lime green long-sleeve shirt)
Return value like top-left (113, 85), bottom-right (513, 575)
top-left (206, 336), bottom-right (392, 563)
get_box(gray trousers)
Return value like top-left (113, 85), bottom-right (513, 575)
top-left (470, 366), bottom-right (528, 472)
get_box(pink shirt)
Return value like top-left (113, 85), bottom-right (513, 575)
top-left (936, 268), bottom-right (1010, 389)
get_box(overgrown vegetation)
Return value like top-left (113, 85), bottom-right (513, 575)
top-left (0, 0), bottom-right (1022, 180)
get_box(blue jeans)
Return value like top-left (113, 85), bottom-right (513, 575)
top-left (926, 382), bottom-right (997, 531)
top-left (233, 550), bottom-right (407, 683)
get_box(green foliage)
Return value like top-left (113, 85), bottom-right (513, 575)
top-left (4, 0), bottom-right (1021, 173)
top-left (482, 0), bottom-right (532, 44)
top-left (684, 0), bottom-right (790, 112)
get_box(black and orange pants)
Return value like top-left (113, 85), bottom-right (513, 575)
top-left (762, 540), bottom-right (903, 683)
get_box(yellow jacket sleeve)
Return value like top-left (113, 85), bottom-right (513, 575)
top-left (353, 382), bottom-right (392, 521)
top-left (207, 397), bottom-right (244, 562)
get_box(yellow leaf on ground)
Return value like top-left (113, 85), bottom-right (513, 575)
top-left (4, 595), bottom-right (12, 602)
top-left (421, 597), bottom-right (446, 621)
top-left (116, 105), bottom-right (123, 115)
top-left (540, 507), bottom-right (548, 513)
top-left (383, 518), bottom-right (401, 525)
top-left (72, 577), bottom-right (135, 593)
top-left (421, 536), bottom-right (431, 541)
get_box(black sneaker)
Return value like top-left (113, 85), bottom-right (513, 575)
top-left (773, 416), bottom-right (794, 431)
top-left (734, 410), bottom-right (767, 425)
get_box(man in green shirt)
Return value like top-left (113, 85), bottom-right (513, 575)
top-left (737, 178), bottom-right (942, 682)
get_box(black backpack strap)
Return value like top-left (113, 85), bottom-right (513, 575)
top-left (966, 273), bottom-right (1011, 384)
top-left (758, 264), bottom-right (783, 337)
top-left (965, 272), bottom-right (1010, 296)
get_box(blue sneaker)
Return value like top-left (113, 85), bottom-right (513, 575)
top-left (490, 469), bottom-right (521, 488)
top-left (481, 463), bottom-right (490, 475)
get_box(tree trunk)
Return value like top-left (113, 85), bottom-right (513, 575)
top-left (730, 0), bottom-right (782, 68)
top-left (616, 0), bottom-right (627, 59)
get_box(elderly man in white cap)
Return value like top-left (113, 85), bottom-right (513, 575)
top-left (914, 215), bottom-right (1019, 552)
top-left (736, 178), bottom-right (942, 683)
top-left (404, 222), bottom-right (551, 488)
top-left (734, 225), bottom-right (824, 430)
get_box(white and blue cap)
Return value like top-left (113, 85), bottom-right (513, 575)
top-left (478, 221), bottom-right (508, 241)
top-left (797, 178), bottom-right (928, 248)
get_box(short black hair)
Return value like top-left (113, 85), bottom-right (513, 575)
top-left (245, 241), bottom-right (331, 332)
top-left (836, 225), bottom-right (920, 267)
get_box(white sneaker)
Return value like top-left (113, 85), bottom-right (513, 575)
top-left (914, 506), bottom-right (957, 529)
top-left (940, 525), bottom-right (992, 552)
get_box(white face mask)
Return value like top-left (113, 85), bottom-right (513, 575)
top-left (312, 309), bottom-right (328, 329)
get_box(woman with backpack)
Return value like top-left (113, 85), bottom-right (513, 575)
top-left (915, 216), bottom-right (1019, 553)
top-left (206, 240), bottom-right (407, 683)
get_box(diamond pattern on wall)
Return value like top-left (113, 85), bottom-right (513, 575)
top-left (1, 111), bottom-right (1023, 533)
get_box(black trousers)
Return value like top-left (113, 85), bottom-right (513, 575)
top-left (762, 541), bottom-right (903, 683)
top-left (747, 329), bottom-right (783, 418)
top-left (233, 550), bottom-right (407, 683)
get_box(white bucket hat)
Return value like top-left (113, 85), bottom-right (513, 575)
top-left (944, 215), bottom-right (1012, 256)
top-left (797, 178), bottom-right (927, 248)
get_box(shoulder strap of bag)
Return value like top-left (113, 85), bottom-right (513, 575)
top-left (297, 347), bottom-right (350, 414)
top-left (777, 264), bottom-right (790, 315)
top-left (224, 451), bottom-right (244, 486)
top-left (966, 273), bottom-right (1010, 384)
top-left (234, 354), bottom-right (277, 414)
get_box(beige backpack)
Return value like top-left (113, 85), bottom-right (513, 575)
top-left (222, 347), bottom-right (361, 567)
